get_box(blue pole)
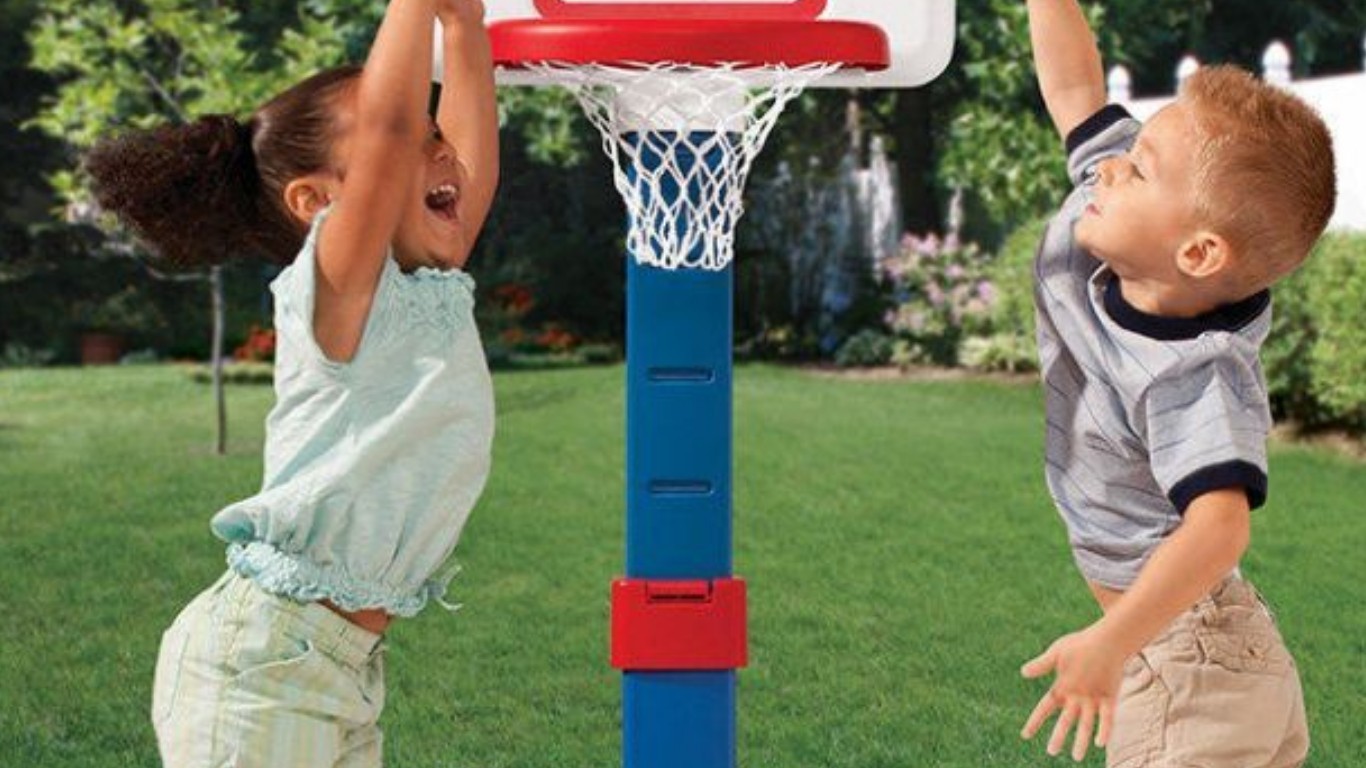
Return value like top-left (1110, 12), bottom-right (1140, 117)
top-left (622, 130), bottom-right (736, 768)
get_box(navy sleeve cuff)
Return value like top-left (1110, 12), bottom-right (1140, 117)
top-left (1168, 460), bottom-right (1268, 514)
top-left (1065, 104), bottom-right (1134, 156)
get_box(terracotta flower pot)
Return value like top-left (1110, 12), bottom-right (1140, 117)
top-left (80, 332), bottom-right (125, 365)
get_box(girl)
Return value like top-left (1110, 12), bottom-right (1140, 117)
top-left (85, 0), bottom-right (497, 764)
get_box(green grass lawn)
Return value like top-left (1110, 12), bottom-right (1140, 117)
top-left (1, 364), bottom-right (1362, 767)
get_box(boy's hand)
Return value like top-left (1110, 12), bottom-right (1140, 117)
top-left (1020, 624), bottom-right (1126, 762)
top-left (437, 0), bottom-right (484, 26)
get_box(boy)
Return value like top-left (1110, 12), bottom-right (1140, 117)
top-left (1016, 1), bottom-right (1335, 765)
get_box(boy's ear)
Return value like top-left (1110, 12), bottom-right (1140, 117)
top-left (282, 175), bottom-right (336, 226)
top-left (1175, 230), bottom-right (1234, 280)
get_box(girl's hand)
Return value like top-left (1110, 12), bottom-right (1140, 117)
top-left (437, 0), bottom-right (485, 26)
top-left (1020, 624), bottom-right (1127, 762)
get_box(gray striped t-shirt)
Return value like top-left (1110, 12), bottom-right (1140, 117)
top-left (1035, 105), bottom-right (1273, 590)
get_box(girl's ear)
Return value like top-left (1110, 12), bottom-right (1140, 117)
top-left (1175, 230), bottom-right (1233, 280)
top-left (282, 175), bottom-right (336, 225)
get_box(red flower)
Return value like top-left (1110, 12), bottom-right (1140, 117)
top-left (535, 324), bottom-right (578, 352)
top-left (493, 283), bottom-right (535, 314)
top-left (233, 325), bottom-right (276, 363)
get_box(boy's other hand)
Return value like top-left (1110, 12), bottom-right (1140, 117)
top-left (1020, 624), bottom-right (1125, 762)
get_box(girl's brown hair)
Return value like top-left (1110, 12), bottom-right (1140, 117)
top-left (84, 65), bottom-right (361, 266)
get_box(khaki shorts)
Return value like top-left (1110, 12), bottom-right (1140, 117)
top-left (1107, 577), bottom-right (1308, 768)
top-left (152, 571), bottom-right (387, 768)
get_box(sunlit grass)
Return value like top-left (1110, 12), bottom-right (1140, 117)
top-left (1, 364), bottom-right (1361, 767)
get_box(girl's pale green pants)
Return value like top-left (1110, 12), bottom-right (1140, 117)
top-left (152, 571), bottom-right (386, 767)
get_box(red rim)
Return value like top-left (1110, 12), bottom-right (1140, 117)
top-left (532, 0), bottom-right (828, 21)
top-left (490, 19), bottom-right (890, 71)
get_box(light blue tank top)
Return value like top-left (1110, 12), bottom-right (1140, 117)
top-left (211, 208), bottom-right (495, 616)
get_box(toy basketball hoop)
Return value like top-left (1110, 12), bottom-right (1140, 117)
top-left (491, 19), bottom-right (886, 270)
top-left (462, 4), bottom-right (955, 767)
top-left (482, 0), bottom-right (953, 270)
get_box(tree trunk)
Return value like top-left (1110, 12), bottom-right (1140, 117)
top-left (211, 264), bottom-right (227, 455)
top-left (895, 86), bottom-right (939, 236)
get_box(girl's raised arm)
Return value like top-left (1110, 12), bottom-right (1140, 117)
top-left (313, 0), bottom-right (437, 362)
top-left (436, 1), bottom-right (498, 260)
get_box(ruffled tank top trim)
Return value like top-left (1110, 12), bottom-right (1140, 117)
top-left (226, 541), bottom-right (463, 618)
top-left (406, 264), bottom-right (476, 287)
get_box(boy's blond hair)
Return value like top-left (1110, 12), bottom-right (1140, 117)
top-left (1180, 65), bottom-right (1336, 292)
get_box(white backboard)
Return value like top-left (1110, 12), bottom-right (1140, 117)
top-left (479, 0), bottom-right (955, 88)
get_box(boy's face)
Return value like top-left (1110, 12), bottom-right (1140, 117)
top-left (1074, 102), bottom-right (1203, 284)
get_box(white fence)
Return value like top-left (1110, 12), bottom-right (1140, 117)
top-left (1106, 37), bottom-right (1366, 232)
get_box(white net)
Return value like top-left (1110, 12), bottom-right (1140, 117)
top-left (529, 62), bottom-right (839, 271)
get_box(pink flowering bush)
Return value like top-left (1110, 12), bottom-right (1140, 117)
top-left (879, 233), bottom-right (996, 366)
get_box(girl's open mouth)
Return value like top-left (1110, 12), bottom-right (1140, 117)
top-left (424, 183), bottom-right (460, 222)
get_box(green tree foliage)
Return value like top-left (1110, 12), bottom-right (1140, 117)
top-left (22, 0), bottom-right (366, 450)
top-left (935, 0), bottom-right (1141, 236)
top-left (932, 0), bottom-right (1353, 236)
top-left (9, 0), bottom-right (1364, 357)
top-left (0, 0), bottom-right (64, 284)
top-left (27, 0), bottom-right (352, 214)
top-left (477, 124), bottom-right (627, 343)
top-left (1193, 1), bottom-right (1366, 82)
top-left (499, 86), bottom-right (598, 167)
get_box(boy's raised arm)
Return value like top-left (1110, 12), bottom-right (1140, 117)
top-left (1026, 0), bottom-right (1107, 141)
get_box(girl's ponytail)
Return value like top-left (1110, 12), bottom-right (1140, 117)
top-left (86, 113), bottom-right (266, 266)
top-left (86, 65), bottom-right (363, 267)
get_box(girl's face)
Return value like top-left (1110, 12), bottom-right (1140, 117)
top-left (392, 118), bottom-right (471, 271)
top-left (325, 94), bottom-right (472, 272)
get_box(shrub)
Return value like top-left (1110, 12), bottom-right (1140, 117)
top-left (0, 343), bottom-right (57, 369)
top-left (986, 218), bottom-right (1046, 342)
top-left (119, 348), bottom-right (160, 365)
top-left (959, 333), bottom-right (1038, 374)
top-left (577, 343), bottom-right (621, 365)
top-left (880, 233), bottom-right (996, 367)
top-left (482, 342), bottom-right (513, 370)
top-left (1304, 234), bottom-right (1366, 429)
top-left (835, 329), bottom-right (895, 368)
top-left (1, 221), bottom-right (276, 363)
top-left (950, 216), bottom-right (1048, 373)
top-left (735, 324), bottom-right (822, 362)
top-left (1264, 257), bottom-right (1325, 427)
top-left (187, 361), bottom-right (274, 385)
top-left (1262, 233), bottom-right (1366, 432)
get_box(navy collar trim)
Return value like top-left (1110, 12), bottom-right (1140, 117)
top-left (1066, 104), bottom-right (1134, 155)
top-left (1103, 276), bottom-right (1270, 341)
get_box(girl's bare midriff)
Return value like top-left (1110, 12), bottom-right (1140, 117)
top-left (323, 600), bottom-right (392, 635)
